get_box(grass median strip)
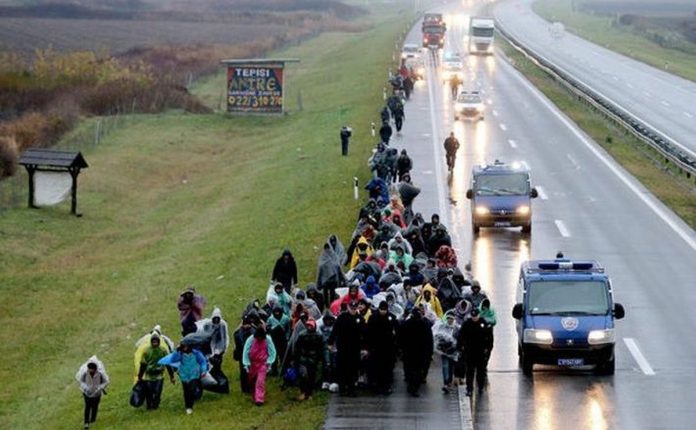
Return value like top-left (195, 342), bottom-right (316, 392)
top-left (0, 8), bottom-right (412, 430)
top-left (496, 36), bottom-right (696, 229)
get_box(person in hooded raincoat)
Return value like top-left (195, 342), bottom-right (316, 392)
top-left (326, 234), bottom-right (347, 266)
top-left (427, 225), bottom-right (452, 257)
top-left (379, 120), bottom-right (393, 145)
top-left (414, 284), bottom-right (443, 319)
top-left (317, 243), bottom-right (347, 307)
top-left (360, 275), bottom-right (381, 299)
top-left (134, 325), bottom-right (174, 381)
top-left (243, 327), bottom-right (277, 406)
top-left (380, 106), bottom-right (390, 123)
top-left (364, 177), bottom-right (389, 208)
top-left (330, 283), bottom-right (366, 315)
top-left (435, 245), bottom-right (458, 269)
top-left (293, 319), bottom-right (325, 400)
top-left (399, 307), bottom-right (433, 397)
top-left (272, 249), bottom-right (298, 293)
top-left (177, 286), bottom-right (207, 336)
top-left (464, 280), bottom-right (489, 308)
top-left (433, 312), bottom-right (460, 393)
top-left (396, 149), bottom-right (413, 182)
top-left (137, 333), bottom-right (175, 410)
top-left (388, 245), bottom-right (414, 269)
top-left (350, 236), bottom-right (375, 269)
top-left (406, 262), bottom-right (425, 287)
top-left (378, 262), bottom-right (403, 290)
top-left (437, 271), bottom-right (463, 312)
top-left (158, 342), bottom-right (208, 414)
top-left (306, 284), bottom-right (325, 313)
top-left (388, 232), bottom-right (413, 255)
top-left (293, 290), bottom-right (322, 321)
top-left (76, 356), bottom-right (109, 429)
top-left (267, 282), bottom-right (293, 316)
top-left (317, 312), bottom-right (338, 390)
top-left (479, 298), bottom-right (497, 370)
top-left (366, 301), bottom-right (399, 394)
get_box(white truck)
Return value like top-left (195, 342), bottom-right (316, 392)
top-left (469, 17), bottom-right (495, 55)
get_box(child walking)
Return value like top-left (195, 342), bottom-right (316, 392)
top-left (243, 327), bottom-right (276, 406)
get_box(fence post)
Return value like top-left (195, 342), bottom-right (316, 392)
top-left (297, 90), bottom-right (304, 112)
top-left (95, 120), bottom-right (102, 146)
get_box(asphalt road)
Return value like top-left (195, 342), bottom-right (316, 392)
top-left (494, 0), bottom-right (696, 160)
top-left (326, 2), bottom-right (696, 429)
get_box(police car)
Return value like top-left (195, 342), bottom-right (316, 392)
top-left (465, 160), bottom-right (538, 234)
top-left (512, 257), bottom-right (625, 375)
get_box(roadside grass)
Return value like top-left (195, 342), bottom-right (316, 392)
top-left (532, 0), bottom-right (696, 83)
top-left (496, 37), bottom-right (696, 229)
top-left (0, 9), bottom-right (412, 430)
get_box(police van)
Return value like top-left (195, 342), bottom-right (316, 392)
top-left (512, 257), bottom-right (625, 375)
top-left (465, 160), bottom-right (538, 235)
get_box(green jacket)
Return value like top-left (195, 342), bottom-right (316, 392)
top-left (140, 346), bottom-right (169, 381)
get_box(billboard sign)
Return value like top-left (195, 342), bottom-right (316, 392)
top-left (226, 63), bottom-right (284, 114)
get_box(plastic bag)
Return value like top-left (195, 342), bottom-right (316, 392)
top-left (283, 367), bottom-right (298, 386)
top-left (129, 381), bottom-right (145, 408)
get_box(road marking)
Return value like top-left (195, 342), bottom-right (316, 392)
top-left (661, 100), bottom-right (670, 107)
top-left (508, 139), bottom-right (517, 148)
top-left (499, 123), bottom-right (508, 131)
top-left (611, 75), bottom-right (619, 81)
top-left (426, 58), bottom-right (449, 225)
top-left (535, 185), bottom-right (548, 200)
top-left (492, 110), bottom-right (499, 117)
top-left (626, 82), bottom-right (634, 89)
top-left (421, 133), bottom-right (431, 137)
top-left (566, 153), bottom-right (580, 170)
top-left (624, 338), bottom-right (655, 376)
top-left (458, 386), bottom-right (474, 430)
top-left (554, 219), bottom-right (571, 237)
top-left (501, 58), bottom-right (696, 251)
top-left (684, 112), bottom-right (694, 119)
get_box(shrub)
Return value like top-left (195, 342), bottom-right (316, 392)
top-left (0, 135), bottom-right (18, 178)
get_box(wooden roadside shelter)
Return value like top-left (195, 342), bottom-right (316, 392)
top-left (19, 148), bottom-right (88, 216)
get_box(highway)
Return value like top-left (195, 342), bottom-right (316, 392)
top-left (494, 0), bottom-right (696, 161)
top-left (325, 1), bottom-right (696, 428)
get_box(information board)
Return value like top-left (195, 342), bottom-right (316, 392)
top-left (226, 63), bottom-right (284, 114)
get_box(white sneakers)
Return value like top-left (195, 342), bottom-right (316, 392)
top-left (186, 408), bottom-right (193, 415)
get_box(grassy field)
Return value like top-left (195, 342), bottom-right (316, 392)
top-left (532, 0), bottom-right (696, 82)
top-left (0, 7), bottom-right (411, 429)
top-left (496, 36), bottom-right (696, 228)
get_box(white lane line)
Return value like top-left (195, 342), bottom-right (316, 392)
top-left (499, 123), bottom-right (508, 131)
top-left (426, 60), bottom-right (449, 225)
top-left (554, 219), bottom-right (571, 237)
top-left (684, 112), bottom-right (694, 119)
top-left (458, 386), bottom-right (474, 430)
top-left (501, 58), bottom-right (696, 251)
top-left (421, 133), bottom-right (431, 137)
top-left (492, 109), bottom-right (499, 117)
top-left (624, 338), bottom-right (656, 376)
top-left (661, 100), bottom-right (671, 107)
top-left (566, 153), bottom-right (580, 170)
top-left (535, 185), bottom-right (548, 200)
top-left (508, 139), bottom-right (518, 148)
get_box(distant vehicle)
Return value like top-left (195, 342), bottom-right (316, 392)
top-left (401, 43), bottom-right (422, 60)
top-left (422, 13), bottom-right (446, 30)
top-left (465, 160), bottom-right (538, 234)
top-left (423, 24), bottom-right (445, 49)
top-left (469, 17), bottom-right (495, 55)
top-left (442, 51), bottom-right (463, 81)
top-left (512, 258), bottom-right (625, 376)
top-left (405, 57), bottom-right (426, 80)
top-left (454, 90), bottom-right (484, 121)
top-left (422, 13), bottom-right (446, 49)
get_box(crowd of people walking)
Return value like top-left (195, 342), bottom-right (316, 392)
top-left (73, 58), bottom-right (497, 429)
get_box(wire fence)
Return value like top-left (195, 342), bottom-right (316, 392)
top-left (0, 111), bottom-right (135, 214)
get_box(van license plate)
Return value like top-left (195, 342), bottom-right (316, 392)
top-left (494, 222), bottom-right (511, 227)
top-left (558, 358), bottom-right (584, 366)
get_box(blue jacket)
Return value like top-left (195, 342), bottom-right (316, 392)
top-left (158, 349), bottom-right (208, 383)
top-left (361, 276), bottom-right (381, 299)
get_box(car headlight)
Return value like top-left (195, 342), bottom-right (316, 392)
top-left (475, 206), bottom-right (489, 215)
top-left (588, 329), bottom-right (615, 345)
top-left (523, 329), bottom-right (553, 345)
top-left (517, 205), bottom-right (530, 215)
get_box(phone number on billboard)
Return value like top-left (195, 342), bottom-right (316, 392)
top-left (228, 95), bottom-right (282, 108)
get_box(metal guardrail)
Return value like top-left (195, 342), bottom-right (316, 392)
top-left (495, 24), bottom-right (696, 180)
